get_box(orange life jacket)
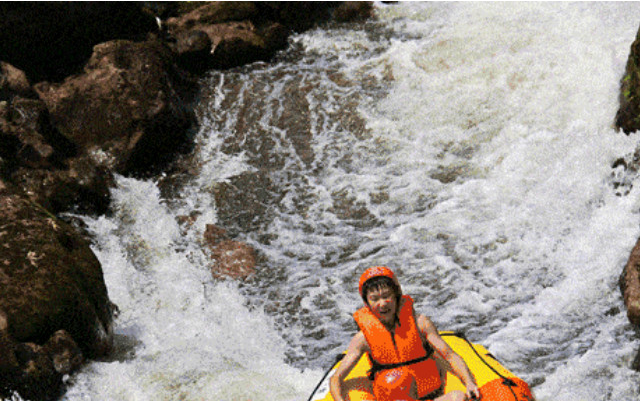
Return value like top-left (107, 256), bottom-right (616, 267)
top-left (353, 295), bottom-right (442, 399)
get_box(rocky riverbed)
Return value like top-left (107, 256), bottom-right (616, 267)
top-left (0, 3), bottom-right (373, 399)
top-left (0, 2), bottom-right (637, 400)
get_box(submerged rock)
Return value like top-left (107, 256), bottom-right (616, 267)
top-left (204, 224), bottom-right (257, 280)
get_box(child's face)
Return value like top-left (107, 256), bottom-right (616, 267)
top-left (366, 285), bottom-right (397, 327)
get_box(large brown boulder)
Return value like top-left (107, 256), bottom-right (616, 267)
top-left (0, 182), bottom-right (115, 399)
top-left (34, 39), bottom-right (196, 177)
top-left (0, 78), bottom-right (113, 215)
top-left (620, 238), bottom-right (640, 330)
top-left (166, 2), bottom-right (373, 72)
top-left (166, 2), bottom-right (289, 72)
top-left (615, 29), bottom-right (640, 134)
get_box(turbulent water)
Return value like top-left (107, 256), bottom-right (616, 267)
top-left (54, 3), bottom-right (640, 401)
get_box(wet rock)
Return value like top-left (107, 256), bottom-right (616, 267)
top-left (210, 240), bottom-right (257, 280)
top-left (43, 330), bottom-right (84, 376)
top-left (620, 238), bottom-right (640, 331)
top-left (0, 95), bottom-right (112, 214)
top-left (166, 2), bottom-right (288, 71)
top-left (0, 340), bottom-right (62, 401)
top-left (213, 171), bottom-right (278, 233)
top-left (174, 30), bottom-right (214, 74)
top-left (165, 2), bottom-right (371, 72)
top-left (255, 2), bottom-right (338, 33)
top-left (208, 21), bottom-right (289, 70)
top-left (0, 97), bottom-right (62, 170)
top-left (615, 29), bottom-right (639, 134)
top-left (204, 224), bottom-right (256, 280)
top-left (34, 39), bottom-right (196, 177)
top-left (10, 156), bottom-right (113, 215)
top-left (332, 2), bottom-right (375, 23)
top-left (0, 327), bottom-right (84, 401)
top-left (166, 2), bottom-right (260, 30)
top-left (204, 224), bottom-right (229, 245)
top-left (0, 3), bottom-right (158, 82)
top-left (0, 62), bottom-right (34, 101)
top-left (0, 185), bottom-right (114, 392)
top-left (331, 188), bottom-right (381, 229)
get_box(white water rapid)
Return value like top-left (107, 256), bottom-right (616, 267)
top-left (57, 3), bottom-right (639, 401)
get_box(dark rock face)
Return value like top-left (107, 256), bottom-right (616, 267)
top-left (0, 80), bottom-right (113, 215)
top-left (0, 3), bottom-right (158, 82)
top-left (332, 2), bottom-right (375, 23)
top-left (615, 29), bottom-right (640, 134)
top-left (165, 2), bottom-right (372, 73)
top-left (0, 62), bottom-right (35, 101)
top-left (0, 182), bottom-right (114, 399)
top-left (34, 39), bottom-right (197, 177)
top-left (620, 239), bottom-right (640, 330)
top-left (0, 2), bottom-right (376, 398)
top-left (166, 2), bottom-right (289, 72)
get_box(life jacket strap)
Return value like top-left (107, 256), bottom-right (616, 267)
top-left (367, 346), bottom-right (434, 380)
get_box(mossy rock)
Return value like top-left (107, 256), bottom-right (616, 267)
top-left (615, 29), bottom-right (640, 134)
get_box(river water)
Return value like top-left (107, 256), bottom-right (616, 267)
top-left (55, 3), bottom-right (639, 401)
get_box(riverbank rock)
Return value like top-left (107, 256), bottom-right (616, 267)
top-left (620, 238), bottom-right (640, 331)
top-left (0, 76), bottom-right (113, 215)
top-left (0, 3), bottom-right (157, 83)
top-left (166, 2), bottom-right (287, 72)
top-left (165, 2), bottom-right (373, 72)
top-left (0, 62), bottom-right (34, 101)
top-left (34, 39), bottom-right (197, 177)
top-left (0, 182), bottom-right (115, 400)
top-left (204, 224), bottom-right (257, 280)
top-left (615, 29), bottom-right (639, 134)
top-left (0, 3), bottom-right (374, 398)
top-left (333, 2), bottom-right (375, 23)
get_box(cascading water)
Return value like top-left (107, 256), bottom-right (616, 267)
top-left (57, 3), bottom-right (638, 401)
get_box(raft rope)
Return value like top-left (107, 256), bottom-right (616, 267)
top-left (440, 332), bottom-right (519, 401)
top-left (306, 353), bottom-right (345, 401)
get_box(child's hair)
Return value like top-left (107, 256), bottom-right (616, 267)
top-left (361, 276), bottom-right (401, 304)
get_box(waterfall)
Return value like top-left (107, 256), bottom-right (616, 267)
top-left (62, 3), bottom-right (639, 400)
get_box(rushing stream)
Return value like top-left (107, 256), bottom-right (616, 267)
top-left (56, 3), bottom-right (640, 401)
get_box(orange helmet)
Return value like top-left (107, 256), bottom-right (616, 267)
top-left (358, 266), bottom-right (401, 300)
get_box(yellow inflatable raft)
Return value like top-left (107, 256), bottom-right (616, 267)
top-left (309, 331), bottom-right (535, 401)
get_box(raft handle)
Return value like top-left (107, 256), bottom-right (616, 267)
top-left (306, 353), bottom-right (345, 401)
top-left (440, 331), bottom-right (520, 401)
